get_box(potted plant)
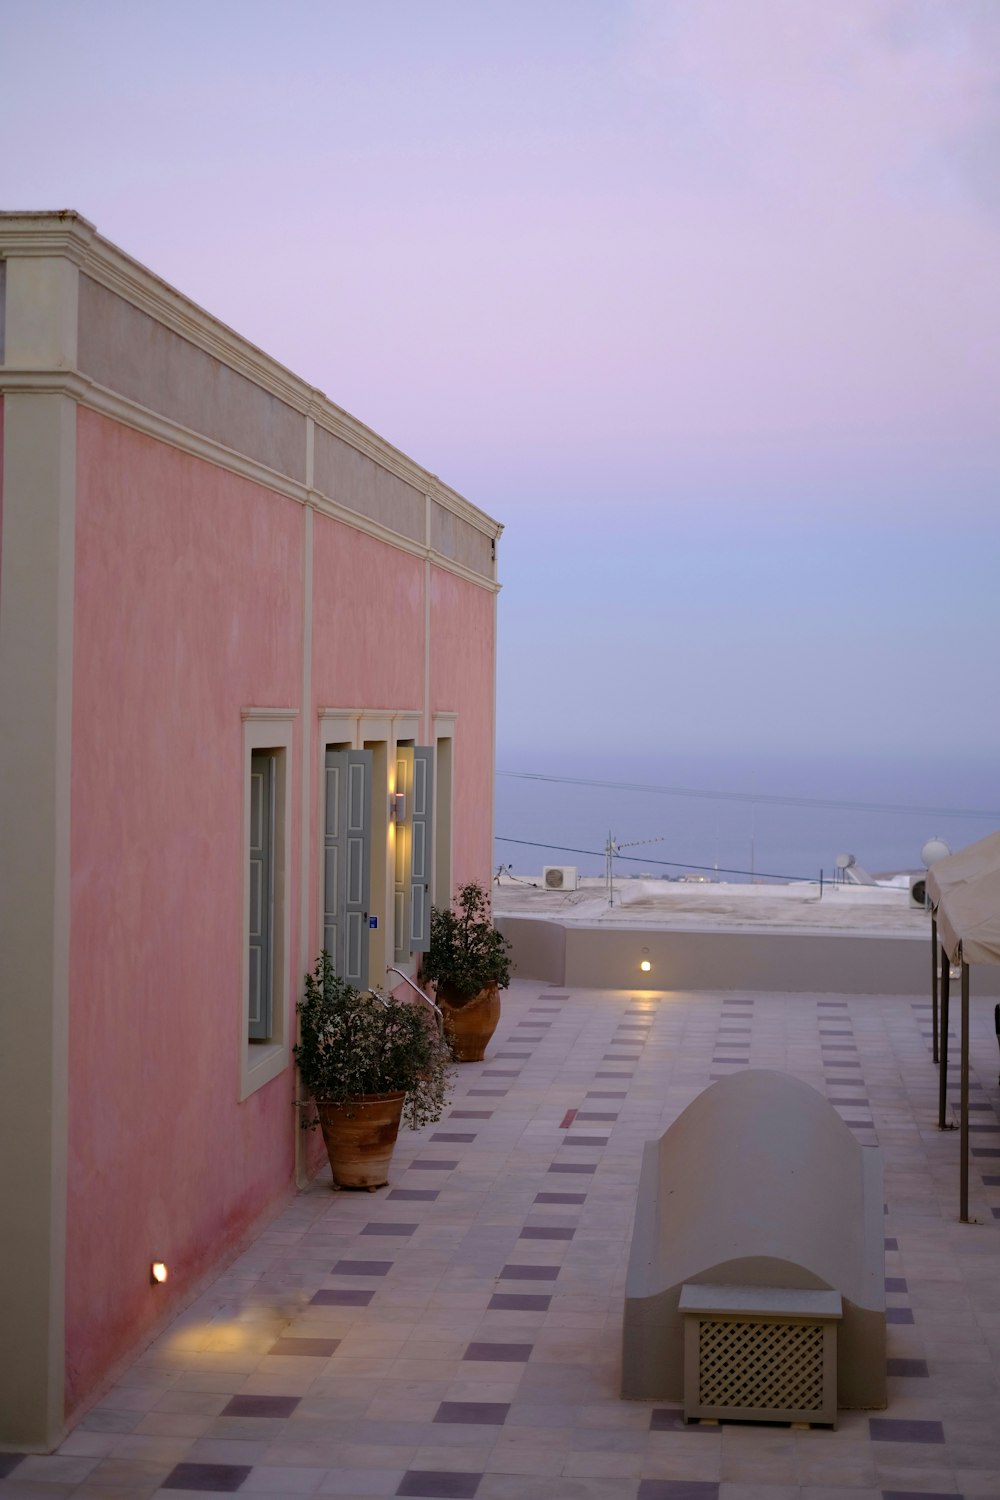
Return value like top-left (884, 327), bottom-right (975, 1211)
top-left (421, 881), bottom-right (512, 1062)
top-left (295, 951), bottom-right (452, 1189)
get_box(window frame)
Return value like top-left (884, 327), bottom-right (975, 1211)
top-left (240, 708), bottom-right (297, 1101)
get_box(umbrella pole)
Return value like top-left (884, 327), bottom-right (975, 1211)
top-left (960, 959), bottom-right (970, 1223)
top-left (931, 913), bottom-right (939, 1065)
top-left (938, 949), bottom-right (950, 1131)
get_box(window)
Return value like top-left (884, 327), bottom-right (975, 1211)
top-left (248, 750), bottom-right (276, 1039)
top-left (241, 710), bottom-right (296, 1100)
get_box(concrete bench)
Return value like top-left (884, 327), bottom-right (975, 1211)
top-left (622, 1069), bottom-right (885, 1425)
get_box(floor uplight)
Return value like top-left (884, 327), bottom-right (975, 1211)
top-left (150, 1261), bottom-right (168, 1285)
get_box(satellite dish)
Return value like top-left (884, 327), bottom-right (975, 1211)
top-left (921, 837), bottom-right (951, 869)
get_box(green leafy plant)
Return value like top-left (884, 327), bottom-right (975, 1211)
top-left (295, 952), bottom-right (452, 1129)
top-left (421, 880), bottom-right (513, 1008)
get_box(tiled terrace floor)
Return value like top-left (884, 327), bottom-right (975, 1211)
top-left (7, 979), bottom-right (1000, 1500)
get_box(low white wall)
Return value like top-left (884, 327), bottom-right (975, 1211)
top-left (497, 916), bottom-right (1000, 996)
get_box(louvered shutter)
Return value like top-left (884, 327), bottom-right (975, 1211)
top-left (249, 751), bottom-right (275, 1038)
top-left (324, 748), bottom-right (372, 988)
top-left (409, 746), bottom-right (434, 951)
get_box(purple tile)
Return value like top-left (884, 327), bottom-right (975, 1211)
top-left (332, 1259), bottom-right (392, 1275)
top-left (482, 1070), bottom-right (519, 1078)
top-left (830, 1096), bottom-right (869, 1105)
top-left (397, 1472), bottom-right (482, 1498)
top-left (499, 1263), bottom-right (560, 1280)
top-left (488, 1293), bottom-right (551, 1312)
top-left (825, 1060), bottom-right (862, 1068)
top-left (595, 1071), bottom-right (633, 1078)
top-left (268, 1336), bottom-right (339, 1356)
top-left (887, 1358), bottom-right (929, 1377)
top-left (575, 1111), bottom-right (618, 1121)
top-left (885, 1277), bottom-right (908, 1293)
top-left (467, 1088), bottom-right (506, 1096)
top-left (519, 1226), bottom-right (574, 1240)
top-left (638, 1481), bottom-right (720, 1498)
top-left (517, 1020), bottom-right (551, 1027)
top-left (712, 1057), bottom-right (749, 1065)
top-left (410, 1159), bottom-right (459, 1170)
top-left (844, 1120), bottom-right (875, 1128)
top-left (311, 1288), bottom-right (374, 1306)
top-left (718, 1027), bottom-right (751, 1034)
top-left (450, 1110), bottom-right (492, 1119)
top-left (562, 1135), bottom-right (608, 1147)
top-left (817, 1000), bottom-right (848, 1007)
top-left (885, 1237), bottom-right (898, 1250)
top-left (886, 1307), bottom-right (915, 1325)
top-left (869, 1417), bottom-right (944, 1443)
top-left (548, 1162), bottom-right (595, 1174)
top-left (991, 1207), bottom-right (1000, 1220)
top-left (983, 1175), bottom-right (1000, 1186)
top-left (602, 1053), bottom-right (641, 1060)
top-left (971, 1148), bottom-right (1000, 1158)
top-left (494, 1052), bottom-right (530, 1060)
top-left (431, 1132), bottom-right (477, 1143)
top-left (820, 1028), bottom-right (853, 1035)
top-left (163, 1462), bottom-right (252, 1492)
top-left (463, 1341), bottom-right (533, 1362)
top-left (223, 1394), bottom-right (300, 1418)
top-left (388, 1188), bottom-right (439, 1201)
top-left (534, 1191), bottom-right (586, 1204)
top-left (361, 1222), bottom-right (417, 1236)
top-left (587, 1090), bottom-right (626, 1098)
top-left (0, 1456), bottom-right (25, 1479)
top-left (434, 1401), bottom-right (510, 1425)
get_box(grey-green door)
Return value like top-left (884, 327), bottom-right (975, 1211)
top-left (410, 746), bottom-right (434, 951)
top-left (324, 748), bottom-right (372, 987)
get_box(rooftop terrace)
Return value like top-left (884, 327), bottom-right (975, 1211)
top-left (5, 978), bottom-right (1000, 1500)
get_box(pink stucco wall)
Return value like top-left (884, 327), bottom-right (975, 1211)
top-left (429, 568), bottom-right (495, 888)
top-left (64, 413), bottom-right (497, 1419)
top-left (66, 411), bottom-right (303, 1417)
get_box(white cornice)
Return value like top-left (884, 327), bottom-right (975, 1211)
top-left (0, 366), bottom-right (500, 595)
top-left (0, 211), bottom-right (503, 541)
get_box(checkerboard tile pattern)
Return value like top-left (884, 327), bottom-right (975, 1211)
top-left (12, 980), bottom-right (1000, 1499)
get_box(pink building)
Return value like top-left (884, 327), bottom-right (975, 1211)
top-left (0, 211), bottom-right (502, 1451)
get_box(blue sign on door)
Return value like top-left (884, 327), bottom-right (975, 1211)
top-left (369, 915), bottom-right (378, 929)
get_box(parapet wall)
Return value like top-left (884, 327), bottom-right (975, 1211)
top-left (496, 916), bottom-right (1000, 995)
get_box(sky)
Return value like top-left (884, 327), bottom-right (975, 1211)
top-left (3, 0), bottom-right (999, 778)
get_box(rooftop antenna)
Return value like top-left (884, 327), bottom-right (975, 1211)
top-left (605, 832), bottom-right (666, 907)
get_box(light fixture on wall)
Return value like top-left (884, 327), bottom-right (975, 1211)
top-left (389, 792), bottom-right (406, 822)
top-left (150, 1261), bottom-right (168, 1285)
top-left (639, 948), bottom-right (652, 975)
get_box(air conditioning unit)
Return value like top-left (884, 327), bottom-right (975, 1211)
top-left (909, 875), bottom-right (928, 909)
top-left (543, 865), bottom-right (578, 891)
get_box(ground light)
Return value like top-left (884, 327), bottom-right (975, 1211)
top-left (150, 1261), bottom-right (168, 1285)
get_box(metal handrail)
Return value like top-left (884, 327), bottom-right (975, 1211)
top-left (385, 965), bottom-right (445, 1034)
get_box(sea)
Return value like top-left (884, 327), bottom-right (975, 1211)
top-left (493, 749), bottom-right (999, 886)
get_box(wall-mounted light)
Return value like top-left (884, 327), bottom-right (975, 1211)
top-left (389, 792), bottom-right (406, 822)
top-left (150, 1261), bottom-right (168, 1285)
top-left (639, 960), bottom-right (652, 974)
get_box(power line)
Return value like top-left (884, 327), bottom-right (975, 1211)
top-left (495, 834), bottom-right (811, 884)
top-left (497, 771), bottom-right (998, 821)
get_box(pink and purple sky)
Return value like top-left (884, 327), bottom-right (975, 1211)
top-left (4, 0), bottom-right (998, 770)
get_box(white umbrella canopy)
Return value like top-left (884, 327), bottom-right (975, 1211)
top-left (937, 867), bottom-right (1000, 966)
top-left (926, 830), bottom-right (1000, 909)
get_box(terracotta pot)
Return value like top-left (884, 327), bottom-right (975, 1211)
top-left (315, 1092), bottom-right (406, 1189)
top-left (438, 982), bottom-right (501, 1063)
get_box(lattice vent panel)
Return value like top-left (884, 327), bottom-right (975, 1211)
top-left (698, 1318), bottom-right (825, 1413)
